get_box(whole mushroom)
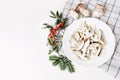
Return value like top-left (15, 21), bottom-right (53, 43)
top-left (75, 3), bottom-right (90, 17)
top-left (92, 4), bottom-right (105, 18)
top-left (69, 9), bottom-right (79, 20)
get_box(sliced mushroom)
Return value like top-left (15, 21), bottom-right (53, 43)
top-left (91, 50), bottom-right (97, 55)
top-left (91, 28), bottom-right (102, 41)
top-left (80, 53), bottom-right (88, 60)
top-left (99, 40), bottom-right (104, 47)
top-left (73, 50), bottom-right (82, 57)
top-left (74, 32), bottom-right (80, 41)
top-left (70, 40), bottom-right (84, 50)
top-left (88, 43), bottom-right (102, 56)
top-left (69, 9), bottom-right (79, 20)
top-left (92, 4), bottom-right (105, 18)
top-left (73, 50), bottom-right (88, 60)
top-left (96, 45), bottom-right (102, 56)
top-left (87, 46), bottom-right (93, 58)
top-left (81, 39), bottom-right (90, 54)
top-left (70, 31), bottom-right (80, 41)
top-left (70, 21), bottom-right (104, 60)
top-left (75, 3), bottom-right (90, 17)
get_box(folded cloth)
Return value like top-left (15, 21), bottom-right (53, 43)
top-left (62, 0), bottom-right (120, 79)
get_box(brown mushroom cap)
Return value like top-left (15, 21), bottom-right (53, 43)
top-left (75, 3), bottom-right (84, 12)
top-left (95, 4), bottom-right (104, 10)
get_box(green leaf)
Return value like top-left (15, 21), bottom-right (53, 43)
top-left (59, 59), bottom-right (66, 70)
top-left (47, 38), bottom-right (52, 45)
top-left (50, 16), bottom-right (56, 18)
top-left (47, 25), bottom-right (53, 29)
top-left (43, 23), bottom-right (53, 29)
top-left (48, 50), bottom-right (52, 54)
top-left (61, 24), bottom-right (68, 29)
top-left (52, 59), bottom-right (60, 66)
top-left (56, 11), bottom-right (59, 17)
top-left (50, 11), bottom-right (56, 17)
top-left (63, 18), bottom-right (68, 23)
top-left (55, 19), bottom-right (61, 25)
top-left (43, 23), bottom-right (48, 25)
top-left (53, 45), bottom-right (59, 53)
top-left (67, 61), bottom-right (75, 73)
top-left (49, 55), bottom-right (59, 60)
top-left (59, 13), bottom-right (63, 19)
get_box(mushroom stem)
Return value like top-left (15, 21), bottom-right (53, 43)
top-left (69, 9), bottom-right (79, 20)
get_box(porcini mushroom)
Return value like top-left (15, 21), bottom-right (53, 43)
top-left (92, 4), bottom-right (105, 18)
top-left (75, 3), bottom-right (90, 17)
top-left (69, 9), bottom-right (79, 20)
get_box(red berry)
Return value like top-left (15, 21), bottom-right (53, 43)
top-left (50, 29), bottom-right (56, 34)
top-left (54, 22), bottom-right (64, 30)
top-left (51, 41), bottom-right (55, 45)
top-left (48, 33), bottom-right (54, 38)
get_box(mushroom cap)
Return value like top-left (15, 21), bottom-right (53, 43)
top-left (75, 3), bottom-right (84, 12)
top-left (96, 4), bottom-right (104, 10)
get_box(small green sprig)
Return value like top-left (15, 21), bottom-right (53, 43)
top-left (50, 11), bottom-right (68, 29)
top-left (43, 23), bottom-right (53, 30)
top-left (47, 37), bottom-right (61, 54)
top-left (49, 55), bottom-right (75, 73)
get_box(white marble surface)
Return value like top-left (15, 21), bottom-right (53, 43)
top-left (0, 0), bottom-right (116, 80)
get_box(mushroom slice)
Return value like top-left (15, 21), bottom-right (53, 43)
top-left (71, 40), bottom-right (84, 50)
top-left (96, 45), bottom-right (102, 56)
top-left (86, 47), bottom-right (91, 59)
top-left (91, 50), bottom-right (97, 55)
top-left (86, 47), bottom-right (96, 59)
top-left (70, 31), bottom-right (80, 42)
top-left (99, 40), bottom-right (104, 47)
top-left (91, 28), bottom-right (101, 41)
top-left (96, 28), bottom-right (102, 38)
top-left (74, 32), bottom-right (80, 41)
top-left (81, 39), bottom-right (90, 54)
top-left (79, 22), bottom-right (94, 39)
top-left (73, 50), bottom-right (88, 60)
top-left (88, 43), bottom-right (102, 56)
top-left (73, 50), bottom-right (82, 57)
top-left (69, 9), bottom-right (79, 20)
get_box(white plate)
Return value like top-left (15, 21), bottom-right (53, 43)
top-left (62, 18), bottom-right (115, 67)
